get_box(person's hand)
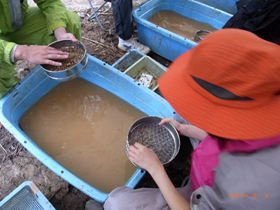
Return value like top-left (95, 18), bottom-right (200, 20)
top-left (127, 142), bottom-right (163, 174)
top-left (14, 45), bottom-right (69, 66)
top-left (159, 117), bottom-right (183, 134)
top-left (54, 27), bottom-right (78, 42)
top-left (160, 117), bottom-right (207, 140)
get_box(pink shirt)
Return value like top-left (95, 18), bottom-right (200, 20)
top-left (190, 135), bottom-right (280, 190)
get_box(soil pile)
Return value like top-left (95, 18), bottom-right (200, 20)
top-left (42, 45), bottom-right (85, 71)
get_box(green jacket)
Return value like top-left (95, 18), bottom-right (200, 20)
top-left (0, 0), bottom-right (68, 65)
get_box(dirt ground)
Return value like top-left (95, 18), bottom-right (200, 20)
top-left (0, 1), bottom-right (191, 209)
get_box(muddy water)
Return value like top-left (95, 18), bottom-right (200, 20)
top-left (148, 10), bottom-right (216, 40)
top-left (19, 78), bottom-right (145, 193)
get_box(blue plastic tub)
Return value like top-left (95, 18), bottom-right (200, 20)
top-left (0, 54), bottom-right (177, 203)
top-left (132, 0), bottom-right (234, 61)
top-left (0, 181), bottom-right (55, 210)
top-left (112, 49), bottom-right (145, 72)
top-left (194, 0), bottom-right (238, 14)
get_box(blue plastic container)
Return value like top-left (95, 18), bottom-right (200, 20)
top-left (124, 56), bottom-right (166, 91)
top-left (132, 0), bottom-right (234, 61)
top-left (0, 54), bottom-right (177, 203)
top-left (194, 0), bottom-right (238, 14)
top-left (112, 49), bottom-right (145, 72)
top-left (0, 181), bottom-right (55, 210)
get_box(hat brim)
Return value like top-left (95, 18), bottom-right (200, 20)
top-left (158, 51), bottom-right (280, 140)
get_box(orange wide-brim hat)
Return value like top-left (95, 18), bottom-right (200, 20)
top-left (158, 29), bottom-right (280, 140)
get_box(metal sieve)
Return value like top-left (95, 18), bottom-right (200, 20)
top-left (194, 30), bottom-right (211, 42)
top-left (40, 39), bottom-right (88, 82)
top-left (126, 116), bottom-right (180, 167)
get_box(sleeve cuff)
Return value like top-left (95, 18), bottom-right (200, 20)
top-left (4, 42), bottom-right (16, 64)
top-left (49, 22), bottom-right (67, 35)
top-left (10, 44), bottom-right (18, 63)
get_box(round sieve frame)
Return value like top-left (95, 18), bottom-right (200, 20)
top-left (126, 116), bottom-right (180, 168)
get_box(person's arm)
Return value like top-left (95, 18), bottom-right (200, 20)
top-left (128, 142), bottom-right (191, 210)
top-left (1, 39), bottom-right (65, 66)
top-left (159, 117), bottom-right (207, 141)
top-left (13, 45), bottom-right (69, 66)
top-left (151, 166), bottom-right (190, 210)
top-left (1, 38), bottom-right (69, 66)
top-left (34, 0), bottom-right (78, 41)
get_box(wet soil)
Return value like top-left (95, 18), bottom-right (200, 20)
top-left (0, 4), bottom-right (191, 210)
top-left (42, 45), bottom-right (85, 71)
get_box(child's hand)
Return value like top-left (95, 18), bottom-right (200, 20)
top-left (159, 117), bottom-right (182, 134)
top-left (159, 117), bottom-right (207, 140)
top-left (127, 142), bottom-right (163, 173)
